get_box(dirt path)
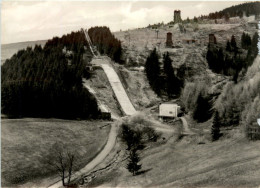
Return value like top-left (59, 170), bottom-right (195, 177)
top-left (180, 117), bottom-right (194, 135)
top-left (48, 122), bottom-right (119, 188)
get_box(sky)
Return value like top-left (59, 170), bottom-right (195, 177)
top-left (1, 1), bottom-right (246, 44)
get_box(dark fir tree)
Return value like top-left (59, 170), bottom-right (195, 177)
top-left (216, 48), bottom-right (224, 73)
top-left (226, 40), bottom-right (232, 52)
top-left (163, 52), bottom-right (183, 97)
top-left (230, 35), bottom-right (237, 52)
top-left (241, 32), bottom-right (252, 50)
top-left (145, 48), bottom-right (161, 95)
top-left (193, 92), bottom-right (213, 123)
top-left (127, 150), bottom-right (142, 176)
top-left (211, 111), bottom-right (221, 141)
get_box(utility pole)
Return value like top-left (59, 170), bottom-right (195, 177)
top-left (155, 29), bottom-right (159, 39)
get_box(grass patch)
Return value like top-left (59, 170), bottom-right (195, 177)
top-left (90, 126), bottom-right (260, 187)
top-left (1, 118), bottom-right (110, 187)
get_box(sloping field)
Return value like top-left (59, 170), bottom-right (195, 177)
top-left (89, 129), bottom-right (260, 188)
top-left (1, 118), bottom-right (110, 187)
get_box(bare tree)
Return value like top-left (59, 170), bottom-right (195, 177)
top-left (46, 143), bottom-right (78, 186)
top-left (67, 151), bottom-right (75, 185)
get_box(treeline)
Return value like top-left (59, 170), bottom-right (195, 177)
top-left (1, 31), bottom-right (100, 119)
top-left (206, 32), bottom-right (258, 82)
top-left (214, 56), bottom-right (260, 128)
top-left (199, 2), bottom-right (260, 20)
top-left (181, 50), bottom-right (260, 139)
top-left (145, 49), bottom-right (183, 98)
top-left (88, 26), bottom-right (122, 63)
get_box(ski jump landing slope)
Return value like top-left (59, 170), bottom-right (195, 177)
top-left (92, 58), bottom-right (136, 116)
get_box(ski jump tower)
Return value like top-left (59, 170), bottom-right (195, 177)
top-left (174, 10), bottom-right (182, 23)
top-left (82, 28), bottom-right (97, 57)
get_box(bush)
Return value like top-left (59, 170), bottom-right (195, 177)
top-left (120, 113), bottom-right (160, 146)
top-left (121, 124), bottom-right (144, 151)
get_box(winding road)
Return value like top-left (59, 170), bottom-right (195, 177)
top-left (48, 56), bottom-right (137, 188)
top-left (48, 121), bottom-right (119, 188)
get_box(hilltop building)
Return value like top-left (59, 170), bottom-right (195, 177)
top-left (209, 34), bottom-right (217, 44)
top-left (174, 10), bottom-right (182, 23)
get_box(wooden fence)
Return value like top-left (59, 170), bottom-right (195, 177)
top-left (247, 123), bottom-right (260, 140)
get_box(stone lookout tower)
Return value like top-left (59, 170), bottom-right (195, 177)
top-left (174, 10), bottom-right (182, 23)
top-left (209, 34), bottom-right (217, 44)
top-left (166, 32), bottom-right (173, 47)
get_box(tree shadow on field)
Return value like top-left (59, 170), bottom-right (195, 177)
top-left (136, 168), bottom-right (153, 175)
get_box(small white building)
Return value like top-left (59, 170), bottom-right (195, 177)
top-left (159, 103), bottom-right (180, 119)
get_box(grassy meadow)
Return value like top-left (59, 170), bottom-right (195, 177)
top-left (1, 118), bottom-right (110, 187)
top-left (89, 121), bottom-right (260, 188)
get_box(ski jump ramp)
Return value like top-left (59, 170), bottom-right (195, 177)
top-left (82, 28), bottom-right (136, 116)
top-left (92, 58), bottom-right (136, 116)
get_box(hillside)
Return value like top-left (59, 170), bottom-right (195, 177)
top-left (88, 126), bottom-right (260, 188)
top-left (215, 56), bottom-right (260, 128)
top-left (114, 18), bottom-right (257, 78)
top-left (1, 31), bottom-right (100, 119)
top-left (1, 40), bottom-right (47, 65)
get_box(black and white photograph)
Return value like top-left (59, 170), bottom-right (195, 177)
top-left (1, 1), bottom-right (260, 187)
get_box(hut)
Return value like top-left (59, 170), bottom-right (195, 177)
top-left (159, 103), bottom-right (180, 120)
